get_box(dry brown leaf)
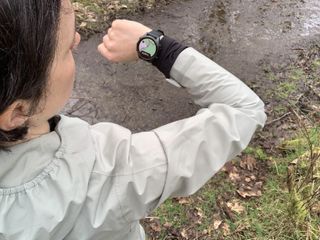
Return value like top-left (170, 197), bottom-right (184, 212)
top-left (213, 220), bottom-right (223, 230)
top-left (176, 197), bottom-right (192, 205)
top-left (245, 177), bottom-right (252, 183)
top-left (237, 188), bottom-right (262, 198)
top-left (222, 161), bottom-right (234, 172)
top-left (180, 228), bottom-right (188, 239)
top-left (227, 199), bottom-right (245, 214)
top-left (222, 223), bottom-right (231, 236)
top-left (195, 207), bottom-right (205, 218)
top-left (255, 181), bottom-right (263, 188)
top-left (229, 171), bottom-right (241, 182)
top-left (80, 22), bottom-right (87, 28)
top-left (149, 222), bottom-right (161, 232)
top-left (240, 155), bottom-right (257, 171)
top-left (250, 175), bottom-right (257, 181)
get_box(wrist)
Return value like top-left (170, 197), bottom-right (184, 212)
top-left (152, 36), bottom-right (188, 78)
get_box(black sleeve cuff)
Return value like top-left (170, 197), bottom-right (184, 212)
top-left (152, 36), bottom-right (188, 78)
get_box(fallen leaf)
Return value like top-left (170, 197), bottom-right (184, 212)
top-left (222, 162), bottom-right (234, 172)
top-left (227, 199), bottom-right (245, 214)
top-left (195, 207), bottom-right (205, 218)
top-left (217, 199), bottom-right (236, 221)
top-left (222, 223), bottom-right (231, 236)
top-left (250, 175), bottom-right (257, 181)
top-left (240, 155), bottom-right (257, 171)
top-left (290, 158), bottom-right (299, 165)
top-left (149, 221), bottom-right (161, 232)
top-left (229, 171), bottom-right (241, 182)
top-left (237, 188), bottom-right (262, 198)
top-left (245, 177), bottom-right (252, 183)
top-left (180, 228), bottom-right (188, 239)
top-left (80, 22), bottom-right (87, 28)
top-left (213, 220), bottom-right (223, 230)
top-left (255, 181), bottom-right (263, 188)
top-left (176, 197), bottom-right (192, 205)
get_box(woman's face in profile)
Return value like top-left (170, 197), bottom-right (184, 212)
top-left (33, 0), bottom-right (81, 121)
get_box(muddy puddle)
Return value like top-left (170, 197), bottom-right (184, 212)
top-left (64, 0), bottom-right (320, 132)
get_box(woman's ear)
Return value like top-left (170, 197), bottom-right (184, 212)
top-left (0, 101), bottom-right (29, 131)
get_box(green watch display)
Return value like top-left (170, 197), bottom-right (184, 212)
top-left (137, 30), bottom-right (164, 62)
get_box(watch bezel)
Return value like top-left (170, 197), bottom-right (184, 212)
top-left (137, 36), bottom-right (159, 61)
top-left (137, 30), bottom-right (164, 62)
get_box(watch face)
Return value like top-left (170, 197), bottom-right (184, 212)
top-left (138, 38), bottom-right (157, 60)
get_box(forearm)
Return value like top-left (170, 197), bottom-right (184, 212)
top-left (170, 48), bottom-right (266, 125)
top-left (151, 46), bottom-right (266, 204)
top-left (152, 36), bottom-right (265, 127)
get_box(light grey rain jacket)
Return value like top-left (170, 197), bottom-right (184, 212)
top-left (0, 48), bottom-right (266, 240)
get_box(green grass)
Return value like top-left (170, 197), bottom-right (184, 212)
top-left (243, 146), bottom-right (268, 161)
top-left (146, 126), bottom-right (320, 239)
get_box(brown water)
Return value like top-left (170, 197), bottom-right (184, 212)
top-left (64, 0), bottom-right (320, 132)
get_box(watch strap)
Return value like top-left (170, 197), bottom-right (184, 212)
top-left (147, 30), bottom-right (164, 39)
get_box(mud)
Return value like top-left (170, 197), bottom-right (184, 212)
top-left (64, 0), bottom-right (320, 132)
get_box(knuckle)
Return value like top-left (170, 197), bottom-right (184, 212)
top-left (111, 20), bottom-right (119, 28)
top-left (108, 31), bottom-right (115, 40)
top-left (103, 34), bottom-right (109, 43)
top-left (106, 41), bottom-right (113, 51)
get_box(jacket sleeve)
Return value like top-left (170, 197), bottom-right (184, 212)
top-left (89, 47), bottom-right (266, 223)
top-left (152, 47), bottom-right (266, 206)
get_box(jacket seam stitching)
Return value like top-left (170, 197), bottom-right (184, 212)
top-left (151, 130), bottom-right (170, 208)
top-left (91, 162), bottom-right (166, 177)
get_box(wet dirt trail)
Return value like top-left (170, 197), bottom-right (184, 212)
top-left (65, 0), bottom-right (320, 132)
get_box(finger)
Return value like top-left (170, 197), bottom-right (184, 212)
top-left (107, 28), bottom-right (114, 39)
top-left (102, 35), bottom-right (113, 51)
top-left (98, 43), bottom-right (112, 60)
top-left (103, 34), bottom-right (110, 46)
top-left (111, 19), bottom-right (121, 28)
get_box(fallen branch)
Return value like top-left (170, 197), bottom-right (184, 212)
top-left (265, 112), bottom-right (292, 126)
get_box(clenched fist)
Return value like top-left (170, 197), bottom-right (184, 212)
top-left (98, 19), bottom-right (152, 63)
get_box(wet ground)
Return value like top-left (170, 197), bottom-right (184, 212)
top-left (64, 0), bottom-right (320, 132)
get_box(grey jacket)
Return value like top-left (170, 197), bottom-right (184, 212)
top-left (0, 48), bottom-right (266, 240)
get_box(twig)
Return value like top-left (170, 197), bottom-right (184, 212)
top-left (265, 112), bottom-right (292, 126)
top-left (144, 217), bottom-right (160, 220)
top-left (308, 84), bottom-right (320, 99)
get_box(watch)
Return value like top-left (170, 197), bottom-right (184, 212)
top-left (137, 30), bottom-right (164, 62)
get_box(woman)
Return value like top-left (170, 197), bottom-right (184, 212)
top-left (0, 0), bottom-right (266, 239)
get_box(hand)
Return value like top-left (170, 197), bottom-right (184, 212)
top-left (98, 19), bottom-right (152, 63)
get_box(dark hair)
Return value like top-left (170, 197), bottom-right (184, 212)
top-left (0, 0), bottom-right (62, 148)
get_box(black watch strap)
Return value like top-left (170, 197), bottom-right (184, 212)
top-left (147, 30), bottom-right (164, 39)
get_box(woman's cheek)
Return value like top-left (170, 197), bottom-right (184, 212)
top-left (65, 52), bottom-right (76, 87)
top-left (57, 53), bottom-right (76, 106)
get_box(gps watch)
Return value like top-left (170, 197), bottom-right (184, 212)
top-left (137, 30), bottom-right (164, 62)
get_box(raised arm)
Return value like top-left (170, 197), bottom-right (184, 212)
top-left (92, 20), bottom-right (266, 223)
top-left (152, 47), bottom-right (266, 205)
